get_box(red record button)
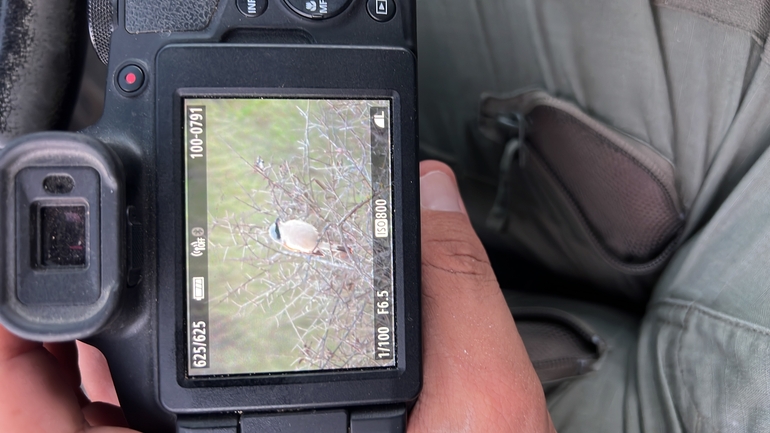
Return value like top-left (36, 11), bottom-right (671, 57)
top-left (118, 64), bottom-right (145, 93)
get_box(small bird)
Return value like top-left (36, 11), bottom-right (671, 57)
top-left (268, 218), bottom-right (348, 256)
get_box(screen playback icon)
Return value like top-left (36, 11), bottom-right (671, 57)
top-left (375, 0), bottom-right (387, 14)
top-left (373, 110), bottom-right (387, 129)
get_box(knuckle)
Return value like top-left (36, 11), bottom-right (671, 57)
top-left (421, 237), bottom-right (495, 284)
top-left (420, 212), bottom-right (499, 291)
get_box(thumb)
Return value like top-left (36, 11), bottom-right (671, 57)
top-left (409, 160), bottom-right (553, 432)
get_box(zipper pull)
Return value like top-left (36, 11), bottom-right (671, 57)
top-left (487, 112), bottom-right (528, 232)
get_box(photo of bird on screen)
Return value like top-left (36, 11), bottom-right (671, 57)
top-left (268, 218), bottom-right (349, 257)
top-left (196, 98), bottom-right (391, 375)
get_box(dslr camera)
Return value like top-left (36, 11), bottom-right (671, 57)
top-left (0, 0), bottom-right (420, 431)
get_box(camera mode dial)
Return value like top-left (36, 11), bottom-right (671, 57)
top-left (284, 0), bottom-right (353, 19)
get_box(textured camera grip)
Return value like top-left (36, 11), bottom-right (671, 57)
top-left (88, 0), bottom-right (114, 64)
top-left (125, 0), bottom-right (219, 34)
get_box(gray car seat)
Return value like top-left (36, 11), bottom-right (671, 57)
top-left (418, 0), bottom-right (770, 431)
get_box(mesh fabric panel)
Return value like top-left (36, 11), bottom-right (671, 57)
top-left (514, 309), bottom-right (605, 383)
top-left (528, 106), bottom-right (683, 263)
top-left (517, 320), bottom-right (596, 364)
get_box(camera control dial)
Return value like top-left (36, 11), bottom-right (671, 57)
top-left (284, 0), bottom-right (353, 19)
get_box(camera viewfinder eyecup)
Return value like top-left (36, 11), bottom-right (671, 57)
top-left (0, 132), bottom-right (125, 342)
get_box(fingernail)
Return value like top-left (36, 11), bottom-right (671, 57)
top-left (420, 171), bottom-right (462, 213)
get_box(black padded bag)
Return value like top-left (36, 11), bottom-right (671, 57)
top-left (512, 307), bottom-right (606, 384)
top-left (476, 90), bottom-right (685, 301)
top-left (527, 105), bottom-right (682, 263)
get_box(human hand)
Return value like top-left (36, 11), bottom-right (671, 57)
top-left (408, 160), bottom-right (554, 433)
top-left (0, 329), bottom-right (137, 432)
top-left (0, 160), bottom-right (553, 433)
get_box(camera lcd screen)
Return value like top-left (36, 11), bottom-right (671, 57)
top-left (183, 98), bottom-right (395, 376)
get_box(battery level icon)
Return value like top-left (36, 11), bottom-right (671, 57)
top-left (192, 277), bottom-right (205, 301)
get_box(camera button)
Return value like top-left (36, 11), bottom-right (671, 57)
top-left (117, 64), bottom-right (145, 93)
top-left (237, 0), bottom-right (268, 17)
top-left (367, 0), bottom-right (395, 22)
top-left (351, 407), bottom-right (406, 432)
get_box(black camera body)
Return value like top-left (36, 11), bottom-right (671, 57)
top-left (0, 1), bottom-right (420, 432)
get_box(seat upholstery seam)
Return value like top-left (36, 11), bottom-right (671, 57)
top-left (653, 3), bottom-right (766, 45)
top-left (658, 298), bottom-right (770, 337)
top-left (653, 298), bottom-right (770, 432)
top-left (675, 302), bottom-right (707, 431)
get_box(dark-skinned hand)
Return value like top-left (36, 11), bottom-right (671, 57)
top-left (0, 161), bottom-right (554, 433)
